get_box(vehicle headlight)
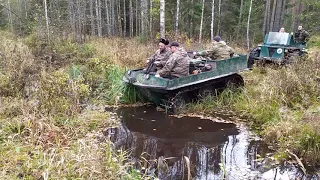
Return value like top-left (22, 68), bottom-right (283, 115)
top-left (127, 70), bottom-right (131, 75)
top-left (284, 49), bottom-right (288, 53)
top-left (277, 48), bottom-right (283, 54)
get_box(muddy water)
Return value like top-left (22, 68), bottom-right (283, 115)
top-left (105, 105), bottom-right (319, 180)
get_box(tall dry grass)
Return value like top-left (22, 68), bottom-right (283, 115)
top-left (0, 32), bottom-right (145, 179)
top-left (187, 46), bottom-right (320, 166)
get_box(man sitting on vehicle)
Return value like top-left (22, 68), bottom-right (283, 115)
top-left (294, 25), bottom-right (310, 45)
top-left (145, 38), bottom-right (171, 73)
top-left (194, 36), bottom-right (235, 60)
top-left (155, 42), bottom-right (189, 79)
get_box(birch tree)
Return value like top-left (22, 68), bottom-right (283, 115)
top-left (210, 0), bottom-right (215, 41)
top-left (44, 0), bottom-right (50, 41)
top-left (95, 0), bottom-right (102, 36)
top-left (149, 0), bottom-right (153, 36)
top-left (199, 0), bottom-right (205, 43)
top-left (160, 0), bottom-right (165, 38)
top-left (217, 0), bottom-right (221, 35)
top-left (175, 0), bottom-right (180, 39)
top-left (247, 0), bottom-right (253, 50)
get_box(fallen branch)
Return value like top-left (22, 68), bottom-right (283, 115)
top-left (286, 149), bottom-right (306, 175)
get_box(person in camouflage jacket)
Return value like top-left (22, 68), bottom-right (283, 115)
top-left (156, 42), bottom-right (189, 79)
top-left (294, 25), bottom-right (310, 44)
top-left (145, 38), bottom-right (171, 72)
top-left (195, 36), bottom-right (235, 60)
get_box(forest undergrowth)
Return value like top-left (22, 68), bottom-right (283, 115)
top-left (187, 46), bottom-right (320, 167)
top-left (0, 32), bottom-right (154, 179)
top-left (1, 30), bottom-right (320, 179)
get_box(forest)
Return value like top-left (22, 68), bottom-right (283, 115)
top-left (1, 0), bottom-right (320, 44)
top-left (0, 0), bottom-right (320, 179)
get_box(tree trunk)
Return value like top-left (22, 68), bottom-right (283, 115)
top-left (140, 0), bottom-right (147, 36)
top-left (7, 0), bottom-right (13, 32)
top-left (111, 0), bottom-right (115, 35)
top-left (105, 0), bottom-right (111, 36)
top-left (175, 0), bottom-right (180, 39)
top-left (159, 0), bottom-right (165, 38)
top-left (274, 0), bottom-right (283, 31)
top-left (270, 0), bottom-right (277, 31)
top-left (95, 0), bottom-right (102, 36)
top-left (24, 0), bottom-right (28, 18)
top-left (217, 0), bottom-right (221, 35)
top-left (44, 0), bottom-right (50, 41)
top-left (135, 0), bottom-right (139, 36)
top-left (90, 0), bottom-right (95, 35)
top-left (190, 0), bottom-right (194, 38)
top-left (280, 0), bottom-right (286, 28)
top-left (67, 0), bottom-right (76, 39)
top-left (118, 0), bottom-right (122, 36)
top-left (290, 0), bottom-right (295, 32)
top-left (262, 0), bottom-right (271, 35)
top-left (149, 0), bottom-right (153, 36)
top-left (130, 0), bottom-right (133, 37)
top-left (210, 0), bottom-right (215, 41)
top-left (123, 0), bottom-right (127, 36)
top-left (199, 0), bottom-right (205, 43)
top-left (237, 0), bottom-right (243, 38)
top-left (247, 0), bottom-right (253, 50)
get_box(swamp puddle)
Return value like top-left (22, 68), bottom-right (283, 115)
top-left (105, 105), bottom-right (319, 180)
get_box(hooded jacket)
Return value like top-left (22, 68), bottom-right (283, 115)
top-left (197, 41), bottom-right (235, 60)
top-left (157, 50), bottom-right (189, 78)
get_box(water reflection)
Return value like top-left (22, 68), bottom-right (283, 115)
top-left (105, 105), bottom-right (319, 180)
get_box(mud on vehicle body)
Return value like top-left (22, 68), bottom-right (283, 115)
top-left (248, 32), bottom-right (307, 68)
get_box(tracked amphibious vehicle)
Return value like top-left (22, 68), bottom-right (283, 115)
top-left (248, 32), bottom-right (307, 67)
top-left (123, 54), bottom-right (248, 112)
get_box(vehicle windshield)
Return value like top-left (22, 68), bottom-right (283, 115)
top-left (266, 32), bottom-right (289, 45)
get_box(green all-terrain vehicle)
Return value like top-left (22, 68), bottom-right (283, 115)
top-left (248, 32), bottom-right (307, 67)
top-left (123, 54), bottom-right (248, 112)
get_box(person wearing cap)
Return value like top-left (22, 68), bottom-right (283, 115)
top-left (155, 41), bottom-right (189, 79)
top-left (195, 36), bottom-right (235, 60)
top-left (145, 38), bottom-right (171, 73)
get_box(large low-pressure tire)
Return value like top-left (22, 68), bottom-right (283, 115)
top-left (225, 74), bottom-right (244, 90)
top-left (197, 86), bottom-right (215, 99)
top-left (165, 92), bottom-right (189, 114)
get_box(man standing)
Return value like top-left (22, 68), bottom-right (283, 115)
top-left (294, 25), bottom-right (310, 44)
top-left (195, 36), bottom-right (235, 60)
top-left (145, 38), bottom-right (171, 73)
top-left (156, 42), bottom-right (189, 79)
